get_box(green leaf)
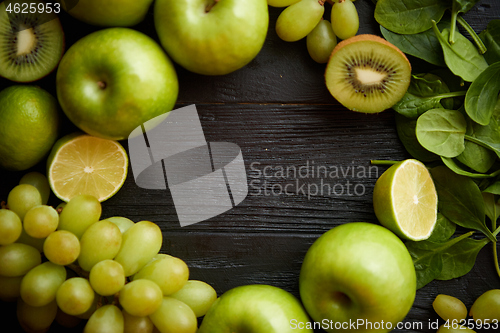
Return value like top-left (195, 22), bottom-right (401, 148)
top-left (395, 114), bottom-right (440, 162)
top-left (428, 213), bottom-right (457, 242)
top-left (416, 109), bottom-right (467, 158)
top-left (441, 157), bottom-right (500, 179)
top-left (430, 166), bottom-right (495, 241)
top-left (432, 21), bottom-right (489, 82)
top-left (479, 20), bottom-right (500, 65)
top-left (436, 237), bottom-right (489, 280)
top-left (465, 135), bottom-right (500, 159)
top-left (406, 241), bottom-right (444, 289)
top-left (484, 181), bottom-right (500, 195)
top-left (483, 192), bottom-right (500, 223)
top-left (374, 0), bottom-right (449, 35)
top-left (380, 22), bottom-right (447, 67)
top-left (465, 62), bottom-right (500, 126)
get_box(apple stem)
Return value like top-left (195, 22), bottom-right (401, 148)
top-left (97, 81), bottom-right (107, 90)
top-left (205, 0), bottom-right (219, 13)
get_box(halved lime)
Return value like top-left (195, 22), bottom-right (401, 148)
top-left (47, 133), bottom-right (128, 202)
top-left (373, 159), bottom-right (437, 241)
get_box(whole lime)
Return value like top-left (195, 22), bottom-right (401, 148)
top-left (0, 86), bottom-right (60, 171)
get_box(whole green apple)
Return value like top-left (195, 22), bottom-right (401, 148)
top-left (56, 28), bottom-right (178, 140)
top-left (154, 0), bottom-right (269, 76)
top-left (198, 284), bottom-right (313, 332)
top-left (62, 0), bottom-right (154, 27)
top-left (299, 222), bottom-right (416, 333)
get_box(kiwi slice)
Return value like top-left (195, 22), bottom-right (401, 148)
top-left (325, 34), bottom-right (411, 113)
top-left (0, 0), bottom-right (64, 82)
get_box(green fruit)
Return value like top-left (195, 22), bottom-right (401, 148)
top-left (432, 294), bottom-right (468, 322)
top-left (63, 0), bottom-right (154, 27)
top-left (170, 280), bottom-right (217, 317)
top-left (470, 289), bottom-right (500, 322)
top-left (0, 209), bottom-right (22, 245)
top-left (119, 279), bottom-right (163, 317)
top-left (330, 0), bottom-right (359, 40)
top-left (299, 222), bottom-right (416, 333)
top-left (56, 28), bottom-right (178, 140)
top-left (0, 85), bottom-right (60, 170)
top-left (7, 184), bottom-right (42, 220)
top-left (149, 297), bottom-right (198, 333)
top-left (0, 0), bottom-right (65, 82)
top-left (19, 172), bottom-right (51, 205)
top-left (154, 0), bottom-right (269, 75)
top-left (198, 284), bottom-right (313, 332)
top-left (307, 20), bottom-right (337, 64)
top-left (276, 0), bottom-right (325, 42)
top-left (84, 305), bottom-right (124, 333)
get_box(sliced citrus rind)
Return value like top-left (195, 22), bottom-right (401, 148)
top-left (47, 133), bottom-right (128, 202)
top-left (373, 159), bottom-right (438, 241)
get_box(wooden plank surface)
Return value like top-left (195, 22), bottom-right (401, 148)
top-left (1, 1), bottom-right (500, 332)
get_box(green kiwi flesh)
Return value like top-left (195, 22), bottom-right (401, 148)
top-left (0, 0), bottom-right (64, 82)
top-left (325, 34), bottom-right (411, 113)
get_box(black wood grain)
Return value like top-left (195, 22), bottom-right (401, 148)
top-left (1, 1), bottom-right (500, 332)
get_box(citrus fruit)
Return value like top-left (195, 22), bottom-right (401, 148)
top-left (46, 133), bottom-right (128, 202)
top-left (0, 85), bottom-right (60, 171)
top-left (373, 159), bottom-right (437, 241)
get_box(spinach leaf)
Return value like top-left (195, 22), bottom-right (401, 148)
top-left (406, 240), bottom-right (444, 289)
top-left (436, 237), bottom-right (489, 280)
top-left (441, 157), bottom-right (500, 179)
top-left (484, 181), bottom-right (500, 195)
top-left (395, 114), bottom-right (440, 162)
top-left (393, 91), bottom-right (465, 119)
top-left (432, 21), bottom-right (489, 82)
top-left (374, 0), bottom-right (449, 35)
top-left (464, 62), bottom-right (500, 126)
top-left (380, 21), bottom-right (448, 67)
top-left (483, 192), bottom-right (500, 223)
top-left (465, 135), bottom-right (500, 159)
top-left (430, 166), bottom-right (495, 241)
top-left (480, 20), bottom-right (500, 65)
top-left (416, 109), bottom-right (467, 158)
top-left (449, 0), bottom-right (481, 44)
top-left (428, 213), bottom-right (457, 242)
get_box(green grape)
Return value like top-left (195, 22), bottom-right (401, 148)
top-left (76, 291), bottom-right (100, 319)
top-left (17, 298), bottom-right (58, 333)
top-left (89, 260), bottom-right (125, 296)
top-left (0, 275), bottom-right (23, 301)
top-left (470, 289), bottom-right (500, 322)
top-left (114, 221), bottom-right (163, 277)
top-left (104, 216), bottom-right (135, 234)
top-left (330, 0), bottom-right (359, 40)
top-left (78, 220), bottom-right (122, 271)
top-left (307, 20), bottom-right (338, 64)
top-left (16, 229), bottom-right (45, 252)
top-left (133, 255), bottom-right (189, 296)
top-left (149, 297), bottom-right (198, 333)
top-left (43, 230), bottom-right (80, 265)
top-left (58, 194), bottom-right (102, 238)
top-left (19, 171), bottom-right (51, 205)
top-left (23, 205), bottom-right (59, 239)
top-left (119, 279), bottom-right (163, 317)
top-left (123, 309), bottom-right (154, 333)
top-left (7, 184), bottom-right (42, 220)
top-left (432, 294), bottom-right (467, 322)
top-left (170, 280), bottom-right (218, 317)
top-left (0, 209), bottom-right (22, 245)
top-left (20, 261), bottom-right (66, 307)
top-left (84, 304), bottom-right (124, 333)
top-left (55, 307), bottom-right (82, 328)
top-left (56, 277), bottom-right (95, 316)
top-left (275, 0), bottom-right (325, 42)
top-left (267, 0), bottom-right (300, 7)
top-left (0, 243), bottom-right (41, 276)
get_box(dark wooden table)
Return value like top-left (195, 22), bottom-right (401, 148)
top-left (1, 1), bottom-right (500, 332)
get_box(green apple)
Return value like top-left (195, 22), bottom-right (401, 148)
top-left (62, 0), bottom-right (154, 27)
top-left (154, 0), bottom-right (269, 76)
top-left (299, 222), bottom-right (416, 333)
top-left (198, 284), bottom-right (313, 332)
top-left (56, 28), bottom-right (178, 140)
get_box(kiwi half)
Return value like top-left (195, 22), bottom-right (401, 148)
top-left (0, 0), bottom-right (64, 82)
top-left (325, 34), bottom-right (411, 113)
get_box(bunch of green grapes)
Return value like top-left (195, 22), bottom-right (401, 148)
top-left (270, 0), bottom-right (360, 63)
top-left (0, 172), bottom-right (218, 333)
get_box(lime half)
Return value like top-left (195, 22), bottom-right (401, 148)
top-left (373, 159), bottom-right (437, 241)
top-left (47, 133), bottom-right (128, 202)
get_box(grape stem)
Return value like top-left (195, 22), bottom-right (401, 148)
top-left (0, 201), bottom-right (7, 209)
top-left (67, 263), bottom-right (90, 279)
top-left (325, 0), bottom-right (335, 5)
